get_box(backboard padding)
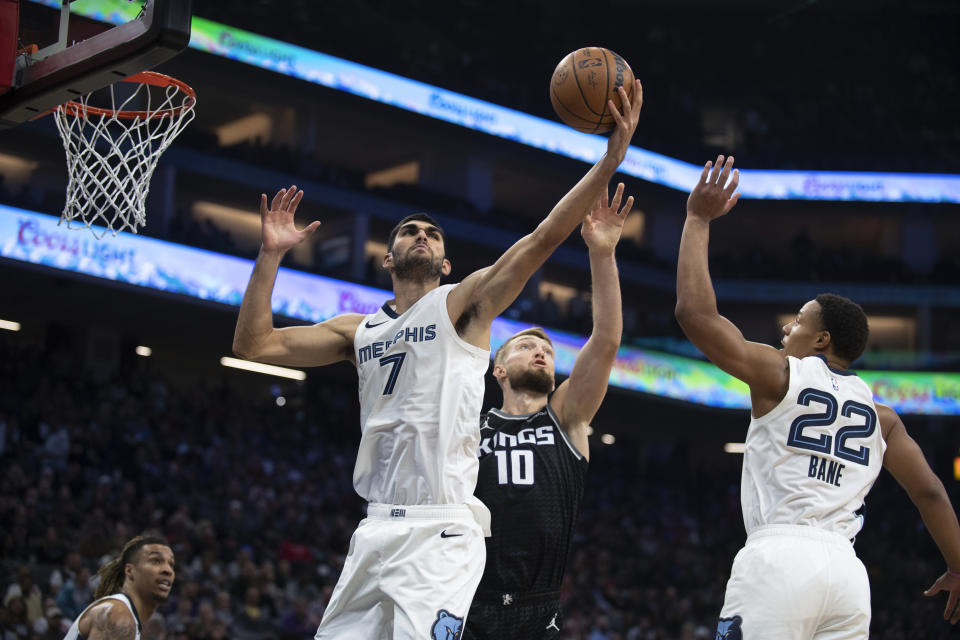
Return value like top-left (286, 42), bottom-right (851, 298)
top-left (0, 0), bottom-right (192, 129)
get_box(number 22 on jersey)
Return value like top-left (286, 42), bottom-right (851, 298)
top-left (786, 387), bottom-right (877, 466)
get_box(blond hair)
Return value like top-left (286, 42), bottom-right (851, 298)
top-left (493, 328), bottom-right (553, 366)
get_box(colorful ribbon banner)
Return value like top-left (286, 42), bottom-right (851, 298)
top-left (36, 0), bottom-right (960, 203)
top-left (2, 204), bottom-right (957, 415)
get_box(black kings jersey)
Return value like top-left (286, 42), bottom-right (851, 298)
top-left (474, 405), bottom-right (588, 593)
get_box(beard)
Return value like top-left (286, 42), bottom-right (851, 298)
top-left (150, 588), bottom-right (172, 604)
top-left (392, 248), bottom-right (444, 282)
top-left (507, 367), bottom-right (554, 395)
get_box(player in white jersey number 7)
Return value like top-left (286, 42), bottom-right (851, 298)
top-left (675, 155), bottom-right (960, 639)
top-left (233, 83), bottom-right (642, 639)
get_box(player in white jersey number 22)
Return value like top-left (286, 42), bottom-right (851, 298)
top-left (675, 156), bottom-right (960, 639)
top-left (233, 82), bottom-right (643, 639)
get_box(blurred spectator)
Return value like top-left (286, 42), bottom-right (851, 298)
top-left (4, 568), bottom-right (42, 625)
top-left (54, 567), bottom-right (91, 621)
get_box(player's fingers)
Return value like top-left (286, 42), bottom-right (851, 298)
top-left (616, 85), bottom-right (630, 118)
top-left (924, 581), bottom-right (942, 597)
top-left (947, 592), bottom-right (960, 623)
top-left (699, 161), bottom-right (712, 183)
top-left (609, 98), bottom-right (625, 128)
top-left (610, 182), bottom-right (625, 210)
top-left (723, 192), bottom-right (741, 215)
top-left (302, 220), bottom-right (322, 236)
top-left (619, 195), bottom-right (635, 218)
top-left (712, 155), bottom-right (725, 184)
top-left (600, 185), bottom-right (610, 209)
top-left (718, 156), bottom-right (734, 187)
top-left (281, 185), bottom-right (298, 209)
top-left (633, 79), bottom-right (643, 111)
top-left (260, 194), bottom-right (268, 216)
top-left (290, 189), bottom-right (305, 213)
top-left (726, 168), bottom-right (741, 194)
top-left (270, 188), bottom-right (286, 211)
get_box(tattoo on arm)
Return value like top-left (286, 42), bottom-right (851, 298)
top-left (90, 606), bottom-right (137, 640)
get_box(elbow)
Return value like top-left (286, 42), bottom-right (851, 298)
top-left (232, 341), bottom-right (251, 360)
top-left (232, 334), bottom-right (260, 361)
top-left (674, 300), bottom-right (694, 327)
top-left (911, 477), bottom-right (949, 506)
top-left (595, 336), bottom-right (621, 359)
top-left (674, 302), bottom-right (710, 340)
top-left (530, 224), bottom-right (564, 251)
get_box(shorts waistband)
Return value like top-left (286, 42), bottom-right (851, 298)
top-left (472, 588), bottom-right (560, 607)
top-left (747, 524), bottom-right (853, 546)
top-left (366, 503), bottom-right (474, 520)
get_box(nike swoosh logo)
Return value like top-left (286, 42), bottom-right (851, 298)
top-left (365, 320), bottom-right (389, 328)
top-left (440, 530), bottom-right (463, 538)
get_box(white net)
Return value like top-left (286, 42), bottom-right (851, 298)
top-left (53, 72), bottom-right (196, 238)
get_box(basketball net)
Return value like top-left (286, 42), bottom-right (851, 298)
top-left (53, 72), bottom-right (196, 238)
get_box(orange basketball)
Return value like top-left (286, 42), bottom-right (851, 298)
top-left (549, 47), bottom-right (636, 134)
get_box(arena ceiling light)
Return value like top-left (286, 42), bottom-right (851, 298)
top-left (136, 346), bottom-right (152, 357)
top-left (0, 318), bottom-right (21, 332)
top-left (724, 442), bottom-right (746, 454)
top-left (220, 356), bottom-right (306, 381)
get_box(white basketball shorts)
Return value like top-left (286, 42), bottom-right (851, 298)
top-left (717, 524), bottom-right (871, 640)
top-left (315, 503), bottom-right (486, 640)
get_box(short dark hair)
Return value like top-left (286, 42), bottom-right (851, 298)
top-left (386, 214), bottom-right (445, 254)
top-left (815, 293), bottom-right (869, 363)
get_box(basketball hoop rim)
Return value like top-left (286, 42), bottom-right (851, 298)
top-left (56, 71), bottom-right (196, 120)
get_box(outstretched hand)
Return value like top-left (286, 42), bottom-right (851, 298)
top-left (259, 185), bottom-right (321, 254)
top-left (924, 571), bottom-right (960, 624)
top-left (686, 155), bottom-right (740, 222)
top-left (582, 182), bottom-right (633, 254)
top-left (605, 79), bottom-right (643, 164)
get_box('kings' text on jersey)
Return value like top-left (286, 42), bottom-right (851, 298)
top-left (474, 406), bottom-right (588, 593)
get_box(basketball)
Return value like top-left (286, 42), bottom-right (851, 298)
top-left (549, 47), bottom-right (636, 134)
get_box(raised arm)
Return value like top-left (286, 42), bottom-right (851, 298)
top-left (449, 81), bottom-right (643, 348)
top-left (232, 186), bottom-right (361, 367)
top-left (550, 185), bottom-right (631, 461)
top-left (674, 156), bottom-right (787, 410)
top-left (879, 404), bottom-right (960, 623)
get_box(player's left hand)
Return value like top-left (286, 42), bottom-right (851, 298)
top-left (686, 154), bottom-right (740, 222)
top-left (581, 182), bottom-right (633, 253)
top-left (923, 571), bottom-right (960, 624)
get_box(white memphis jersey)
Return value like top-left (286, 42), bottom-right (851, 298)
top-left (63, 593), bottom-right (141, 640)
top-left (353, 284), bottom-right (490, 506)
top-left (741, 354), bottom-right (886, 540)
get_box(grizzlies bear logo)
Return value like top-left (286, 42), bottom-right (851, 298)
top-left (716, 615), bottom-right (743, 640)
top-left (431, 609), bottom-right (464, 640)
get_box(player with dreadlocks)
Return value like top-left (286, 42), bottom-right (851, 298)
top-left (63, 534), bottom-right (175, 640)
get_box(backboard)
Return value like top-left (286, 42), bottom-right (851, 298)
top-left (0, 0), bottom-right (192, 129)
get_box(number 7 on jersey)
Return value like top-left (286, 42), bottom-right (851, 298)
top-left (378, 353), bottom-right (406, 395)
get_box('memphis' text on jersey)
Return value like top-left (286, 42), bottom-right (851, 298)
top-left (358, 324), bottom-right (436, 364)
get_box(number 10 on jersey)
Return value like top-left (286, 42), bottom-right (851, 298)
top-left (494, 449), bottom-right (534, 485)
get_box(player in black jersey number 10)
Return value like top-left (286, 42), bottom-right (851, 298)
top-left (463, 183), bottom-right (633, 640)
